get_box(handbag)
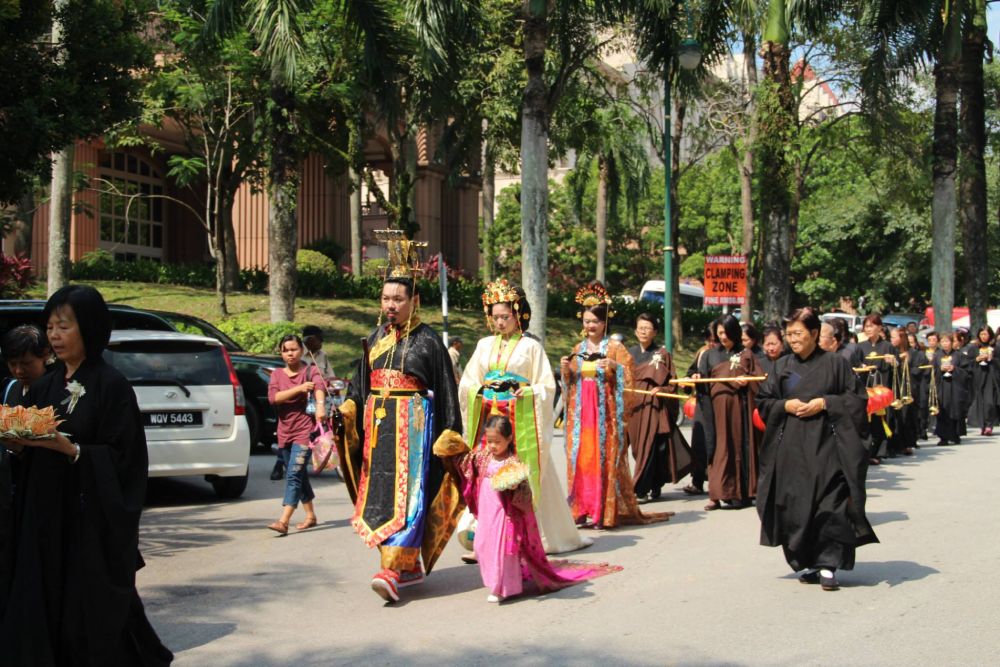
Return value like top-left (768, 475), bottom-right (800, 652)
top-left (310, 420), bottom-right (340, 474)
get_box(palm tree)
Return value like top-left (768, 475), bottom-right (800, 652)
top-left (568, 96), bottom-right (651, 284)
top-left (958, 0), bottom-right (988, 331)
top-left (206, 0), bottom-right (395, 322)
top-left (853, 0), bottom-right (963, 331)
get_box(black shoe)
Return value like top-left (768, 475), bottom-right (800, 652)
top-left (936, 440), bottom-right (948, 447)
top-left (799, 570), bottom-right (821, 585)
top-left (954, 437), bottom-right (962, 445)
top-left (820, 571), bottom-right (840, 591)
top-left (650, 488), bottom-right (662, 500)
top-left (270, 461), bottom-right (286, 481)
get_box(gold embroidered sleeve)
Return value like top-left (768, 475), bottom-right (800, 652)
top-left (432, 428), bottom-right (468, 457)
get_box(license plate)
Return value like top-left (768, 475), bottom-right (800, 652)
top-left (143, 411), bottom-right (203, 427)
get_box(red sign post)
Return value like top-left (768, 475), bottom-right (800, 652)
top-left (703, 255), bottom-right (748, 306)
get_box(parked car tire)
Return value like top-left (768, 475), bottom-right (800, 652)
top-left (208, 471), bottom-right (249, 499)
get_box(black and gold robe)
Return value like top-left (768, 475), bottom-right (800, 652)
top-left (339, 320), bottom-right (465, 573)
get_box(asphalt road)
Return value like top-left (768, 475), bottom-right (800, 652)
top-left (139, 428), bottom-right (1000, 666)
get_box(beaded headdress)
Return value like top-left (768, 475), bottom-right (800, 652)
top-left (575, 282), bottom-right (615, 338)
top-left (575, 282), bottom-right (614, 316)
top-left (482, 278), bottom-right (528, 333)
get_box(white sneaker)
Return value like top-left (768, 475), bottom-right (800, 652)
top-left (486, 594), bottom-right (501, 603)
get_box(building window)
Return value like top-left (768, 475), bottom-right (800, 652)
top-left (98, 151), bottom-right (165, 261)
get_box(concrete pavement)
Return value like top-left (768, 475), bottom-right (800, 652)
top-left (139, 429), bottom-right (1000, 666)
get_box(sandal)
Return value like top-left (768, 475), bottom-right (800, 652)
top-left (704, 500), bottom-right (721, 511)
top-left (682, 484), bottom-right (705, 496)
top-left (267, 521), bottom-right (289, 536)
top-left (296, 517), bottom-right (318, 531)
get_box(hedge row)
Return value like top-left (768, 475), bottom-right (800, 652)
top-left (69, 250), bottom-right (712, 337)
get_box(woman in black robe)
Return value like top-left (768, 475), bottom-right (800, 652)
top-left (933, 333), bottom-right (969, 446)
top-left (757, 308), bottom-right (878, 592)
top-left (966, 326), bottom-right (1000, 436)
top-left (887, 327), bottom-right (918, 457)
top-left (0, 286), bottom-right (172, 666)
top-left (851, 313), bottom-right (896, 464)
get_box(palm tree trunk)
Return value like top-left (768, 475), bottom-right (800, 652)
top-left (959, 0), bottom-right (988, 332)
top-left (758, 18), bottom-right (795, 322)
top-left (739, 32), bottom-right (757, 321)
top-left (47, 145), bottom-right (74, 296)
top-left (932, 60), bottom-right (960, 332)
top-left (481, 138), bottom-right (495, 282)
top-left (520, 0), bottom-right (550, 345)
top-left (595, 157), bottom-right (608, 283)
top-left (267, 81), bottom-right (298, 323)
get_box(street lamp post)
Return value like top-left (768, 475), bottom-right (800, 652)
top-left (663, 37), bottom-right (701, 353)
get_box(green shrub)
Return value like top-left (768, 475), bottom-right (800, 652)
top-left (363, 258), bottom-right (388, 277)
top-left (305, 238), bottom-right (344, 265)
top-left (297, 249), bottom-right (337, 275)
top-left (216, 317), bottom-right (300, 354)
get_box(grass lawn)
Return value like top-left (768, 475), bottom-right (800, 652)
top-left (27, 281), bottom-right (696, 373)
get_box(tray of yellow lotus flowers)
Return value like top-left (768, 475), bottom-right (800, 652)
top-left (490, 458), bottom-right (530, 492)
top-left (0, 405), bottom-right (63, 439)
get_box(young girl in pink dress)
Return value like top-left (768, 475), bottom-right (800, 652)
top-left (439, 415), bottom-right (620, 603)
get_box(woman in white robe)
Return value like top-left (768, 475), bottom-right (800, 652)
top-left (458, 281), bottom-right (590, 554)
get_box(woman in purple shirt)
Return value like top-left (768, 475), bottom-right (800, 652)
top-left (267, 334), bottom-right (327, 535)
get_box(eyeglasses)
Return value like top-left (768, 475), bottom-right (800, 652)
top-left (785, 329), bottom-right (810, 339)
top-left (635, 327), bottom-right (656, 333)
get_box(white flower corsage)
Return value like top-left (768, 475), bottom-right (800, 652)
top-left (651, 352), bottom-right (664, 369)
top-left (61, 380), bottom-right (87, 414)
top-left (729, 354), bottom-right (742, 370)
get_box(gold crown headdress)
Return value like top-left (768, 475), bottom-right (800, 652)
top-left (482, 279), bottom-right (528, 333)
top-left (375, 229), bottom-right (426, 280)
top-left (575, 282), bottom-right (615, 337)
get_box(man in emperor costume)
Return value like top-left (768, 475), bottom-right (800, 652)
top-left (335, 231), bottom-right (466, 603)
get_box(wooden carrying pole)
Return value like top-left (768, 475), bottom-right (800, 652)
top-left (674, 375), bottom-right (767, 385)
top-left (625, 388), bottom-right (690, 400)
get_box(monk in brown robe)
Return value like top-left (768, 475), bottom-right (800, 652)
top-left (695, 315), bottom-right (764, 511)
top-left (626, 313), bottom-right (692, 501)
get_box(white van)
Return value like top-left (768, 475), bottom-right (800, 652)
top-left (639, 280), bottom-right (705, 310)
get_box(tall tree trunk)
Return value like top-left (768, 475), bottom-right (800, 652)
top-left (739, 31), bottom-right (758, 321)
top-left (46, 2), bottom-right (73, 296)
top-left (222, 202), bottom-right (240, 291)
top-left (13, 190), bottom-right (34, 257)
top-left (267, 81), bottom-right (298, 323)
top-left (213, 209), bottom-right (229, 317)
top-left (349, 165), bottom-right (363, 274)
top-left (389, 124), bottom-right (417, 238)
top-left (595, 157), bottom-right (608, 283)
top-left (47, 145), bottom-right (74, 296)
top-left (349, 118), bottom-right (364, 274)
top-left (520, 1), bottom-right (550, 345)
top-left (481, 137), bottom-right (495, 282)
top-left (959, 0), bottom-right (988, 332)
top-left (670, 97), bottom-right (686, 345)
top-left (759, 18), bottom-right (795, 322)
top-left (931, 44), bottom-right (961, 331)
